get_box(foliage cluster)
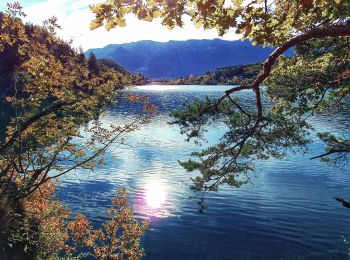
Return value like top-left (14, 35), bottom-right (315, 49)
top-left (1, 181), bottom-right (148, 259)
top-left (0, 2), bottom-right (148, 201)
top-left (0, 3), bottom-right (151, 258)
top-left (90, 0), bottom-right (349, 45)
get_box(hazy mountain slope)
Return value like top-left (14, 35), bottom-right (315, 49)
top-left (86, 39), bottom-right (291, 79)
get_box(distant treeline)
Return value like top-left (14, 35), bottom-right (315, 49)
top-left (167, 63), bottom-right (261, 85)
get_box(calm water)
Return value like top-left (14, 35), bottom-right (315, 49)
top-left (58, 85), bottom-right (350, 260)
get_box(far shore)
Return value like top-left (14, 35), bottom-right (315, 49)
top-left (144, 80), bottom-right (240, 86)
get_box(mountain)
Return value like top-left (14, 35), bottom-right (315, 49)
top-left (86, 39), bottom-right (292, 79)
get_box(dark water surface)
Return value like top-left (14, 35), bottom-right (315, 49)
top-left (58, 85), bottom-right (350, 260)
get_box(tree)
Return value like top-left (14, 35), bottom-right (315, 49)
top-left (0, 3), bottom-right (155, 200)
top-left (0, 3), bottom-right (152, 257)
top-left (88, 52), bottom-right (99, 74)
top-left (2, 181), bottom-right (148, 259)
top-left (90, 0), bottom-right (350, 195)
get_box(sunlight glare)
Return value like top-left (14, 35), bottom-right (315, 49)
top-left (136, 85), bottom-right (178, 91)
top-left (145, 180), bottom-right (167, 208)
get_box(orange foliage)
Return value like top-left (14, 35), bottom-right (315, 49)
top-left (19, 180), bottom-right (148, 259)
top-left (128, 95), bottom-right (157, 115)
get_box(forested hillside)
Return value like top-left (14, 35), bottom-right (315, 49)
top-left (0, 23), bottom-right (143, 99)
top-left (169, 63), bottom-right (261, 85)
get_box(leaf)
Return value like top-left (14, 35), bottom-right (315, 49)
top-left (194, 19), bottom-right (202, 29)
top-left (153, 10), bottom-right (162, 18)
top-left (232, 0), bottom-right (243, 5)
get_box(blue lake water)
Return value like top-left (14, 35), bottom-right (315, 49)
top-left (58, 85), bottom-right (350, 259)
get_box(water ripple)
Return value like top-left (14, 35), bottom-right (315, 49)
top-left (58, 85), bottom-right (350, 259)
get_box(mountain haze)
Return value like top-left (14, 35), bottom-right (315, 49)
top-left (86, 39), bottom-right (290, 79)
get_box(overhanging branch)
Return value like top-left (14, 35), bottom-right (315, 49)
top-left (216, 24), bottom-right (350, 113)
top-left (310, 149), bottom-right (350, 160)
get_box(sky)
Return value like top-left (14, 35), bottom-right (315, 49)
top-left (0, 0), bottom-right (241, 51)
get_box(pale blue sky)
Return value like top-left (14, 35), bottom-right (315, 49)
top-left (1, 0), bottom-right (241, 50)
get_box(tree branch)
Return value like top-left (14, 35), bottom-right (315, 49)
top-left (216, 24), bottom-right (350, 108)
top-left (310, 149), bottom-right (350, 160)
top-left (0, 101), bottom-right (73, 155)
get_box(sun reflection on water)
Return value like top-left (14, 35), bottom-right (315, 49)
top-left (134, 179), bottom-right (170, 218)
top-left (145, 181), bottom-right (166, 208)
top-left (135, 85), bottom-right (178, 91)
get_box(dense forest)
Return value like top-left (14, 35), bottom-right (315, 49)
top-left (169, 63), bottom-right (261, 85)
top-left (0, 20), bottom-right (145, 98)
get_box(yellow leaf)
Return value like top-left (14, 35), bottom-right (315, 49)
top-left (194, 19), bottom-right (202, 29)
top-left (232, 0), bottom-right (243, 5)
top-left (153, 10), bottom-right (162, 18)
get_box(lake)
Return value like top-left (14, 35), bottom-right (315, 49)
top-left (58, 85), bottom-right (350, 260)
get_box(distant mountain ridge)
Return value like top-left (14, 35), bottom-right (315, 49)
top-left (86, 39), bottom-right (292, 79)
